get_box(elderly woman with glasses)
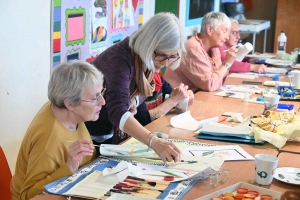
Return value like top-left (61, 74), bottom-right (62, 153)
top-left (85, 12), bottom-right (187, 163)
top-left (164, 12), bottom-right (237, 92)
top-left (11, 61), bottom-right (105, 200)
top-left (219, 18), bottom-right (268, 74)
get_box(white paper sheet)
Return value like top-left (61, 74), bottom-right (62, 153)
top-left (221, 85), bottom-right (263, 94)
top-left (180, 145), bottom-right (254, 161)
top-left (228, 73), bottom-right (257, 79)
top-left (170, 110), bottom-right (218, 131)
top-left (200, 118), bottom-right (253, 139)
top-left (64, 170), bottom-right (119, 199)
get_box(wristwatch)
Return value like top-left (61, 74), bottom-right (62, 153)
top-left (222, 62), bottom-right (231, 70)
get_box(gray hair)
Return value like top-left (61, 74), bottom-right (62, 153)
top-left (200, 12), bottom-right (231, 34)
top-left (230, 18), bottom-right (239, 26)
top-left (48, 61), bottom-right (104, 108)
top-left (129, 12), bottom-right (186, 70)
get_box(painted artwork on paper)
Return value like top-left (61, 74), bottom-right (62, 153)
top-left (100, 144), bottom-right (159, 158)
top-left (51, 0), bottom-right (144, 68)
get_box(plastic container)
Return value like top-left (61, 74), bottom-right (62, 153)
top-left (276, 31), bottom-right (287, 59)
top-left (277, 86), bottom-right (295, 98)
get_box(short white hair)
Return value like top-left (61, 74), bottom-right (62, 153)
top-left (129, 12), bottom-right (186, 70)
top-left (230, 18), bottom-right (239, 26)
top-left (200, 12), bottom-right (231, 34)
top-left (48, 61), bottom-right (104, 108)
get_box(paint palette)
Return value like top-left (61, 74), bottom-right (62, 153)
top-left (273, 167), bottom-right (300, 185)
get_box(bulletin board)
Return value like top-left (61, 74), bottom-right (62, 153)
top-left (51, 0), bottom-right (143, 68)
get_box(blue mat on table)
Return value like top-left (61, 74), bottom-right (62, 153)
top-left (44, 157), bottom-right (199, 199)
top-left (197, 133), bottom-right (264, 144)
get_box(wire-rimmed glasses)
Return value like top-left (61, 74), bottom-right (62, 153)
top-left (154, 51), bottom-right (180, 63)
top-left (81, 88), bottom-right (106, 106)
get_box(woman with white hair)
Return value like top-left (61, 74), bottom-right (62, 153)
top-left (86, 12), bottom-right (187, 163)
top-left (164, 12), bottom-right (237, 92)
top-left (11, 61), bottom-right (105, 199)
top-left (219, 18), bottom-right (268, 73)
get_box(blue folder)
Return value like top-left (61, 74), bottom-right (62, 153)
top-left (197, 132), bottom-right (264, 144)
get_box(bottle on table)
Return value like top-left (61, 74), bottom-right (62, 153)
top-left (276, 31), bottom-right (287, 59)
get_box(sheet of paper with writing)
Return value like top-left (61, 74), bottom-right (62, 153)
top-left (63, 171), bottom-right (118, 199)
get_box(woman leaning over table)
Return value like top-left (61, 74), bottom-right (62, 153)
top-left (164, 12), bottom-right (237, 92)
top-left (11, 61), bottom-right (105, 200)
top-left (85, 12), bottom-right (186, 162)
top-left (219, 18), bottom-right (268, 74)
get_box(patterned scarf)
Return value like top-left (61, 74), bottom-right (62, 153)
top-left (153, 72), bottom-right (163, 93)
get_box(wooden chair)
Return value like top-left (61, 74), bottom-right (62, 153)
top-left (0, 146), bottom-right (12, 200)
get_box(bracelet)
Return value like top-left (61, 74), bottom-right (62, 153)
top-left (149, 135), bottom-right (156, 148)
top-left (222, 62), bottom-right (231, 70)
top-left (146, 132), bottom-right (153, 147)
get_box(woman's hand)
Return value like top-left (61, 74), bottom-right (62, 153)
top-left (151, 136), bottom-right (181, 162)
top-left (128, 98), bottom-right (137, 115)
top-left (170, 83), bottom-right (189, 104)
top-left (187, 90), bottom-right (194, 106)
top-left (250, 64), bottom-right (268, 73)
top-left (67, 139), bottom-right (94, 173)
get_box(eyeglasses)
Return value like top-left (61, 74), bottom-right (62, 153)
top-left (81, 88), bottom-right (106, 106)
top-left (231, 31), bottom-right (240, 36)
top-left (154, 51), bottom-right (180, 63)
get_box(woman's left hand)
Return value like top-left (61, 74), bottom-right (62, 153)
top-left (187, 90), bottom-right (194, 106)
top-left (66, 139), bottom-right (94, 173)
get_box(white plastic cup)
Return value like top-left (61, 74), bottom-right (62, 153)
top-left (291, 70), bottom-right (300, 89)
top-left (176, 96), bottom-right (189, 112)
top-left (263, 94), bottom-right (281, 110)
top-left (255, 154), bottom-right (278, 185)
top-left (236, 42), bottom-right (253, 61)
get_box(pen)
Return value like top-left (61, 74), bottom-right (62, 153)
top-left (66, 140), bottom-right (100, 147)
top-left (223, 45), bottom-right (240, 52)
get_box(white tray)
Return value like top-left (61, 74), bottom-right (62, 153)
top-left (239, 20), bottom-right (270, 33)
top-left (196, 182), bottom-right (282, 200)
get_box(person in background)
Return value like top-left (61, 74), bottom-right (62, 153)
top-left (11, 61), bottom-right (105, 199)
top-left (219, 18), bottom-right (268, 73)
top-left (164, 12), bottom-right (237, 92)
top-left (85, 12), bottom-right (187, 162)
top-left (135, 73), bottom-right (194, 126)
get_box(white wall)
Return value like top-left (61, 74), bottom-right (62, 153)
top-left (0, 0), bottom-right (51, 173)
top-left (0, 0), bottom-right (155, 174)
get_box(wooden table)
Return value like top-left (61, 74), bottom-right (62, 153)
top-left (32, 75), bottom-right (300, 199)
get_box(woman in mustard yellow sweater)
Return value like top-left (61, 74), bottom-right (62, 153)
top-left (11, 61), bottom-right (105, 199)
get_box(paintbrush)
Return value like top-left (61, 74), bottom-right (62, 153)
top-left (127, 175), bottom-right (169, 185)
top-left (113, 186), bottom-right (150, 194)
top-left (160, 170), bottom-right (183, 178)
top-left (223, 45), bottom-right (240, 52)
top-left (119, 182), bottom-right (164, 192)
top-left (124, 179), bottom-right (156, 186)
top-left (66, 140), bottom-right (100, 147)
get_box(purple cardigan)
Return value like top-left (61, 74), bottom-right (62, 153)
top-left (85, 37), bottom-right (145, 137)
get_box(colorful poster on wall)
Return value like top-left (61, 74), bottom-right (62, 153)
top-left (51, 0), bottom-right (143, 68)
